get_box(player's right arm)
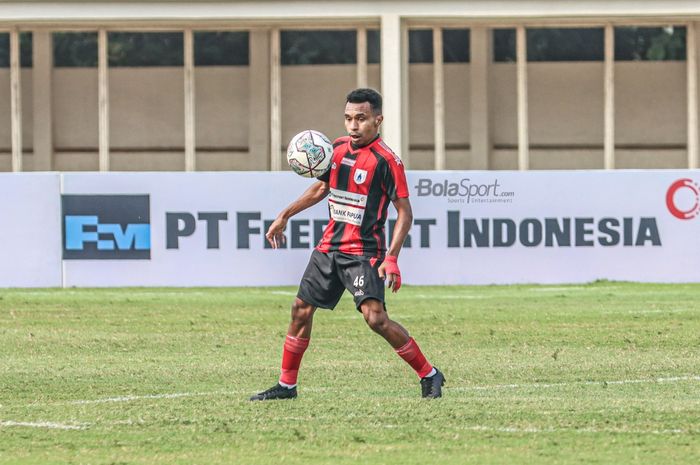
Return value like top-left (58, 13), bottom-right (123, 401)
top-left (265, 180), bottom-right (329, 249)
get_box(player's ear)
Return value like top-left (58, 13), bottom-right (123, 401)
top-left (375, 115), bottom-right (383, 127)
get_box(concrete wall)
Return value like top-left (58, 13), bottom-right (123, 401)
top-left (408, 61), bottom-right (687, 170)
top-left (0, 60), bottom-right (689, 171)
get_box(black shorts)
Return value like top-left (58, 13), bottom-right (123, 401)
top-left (297, 249), bottom-right (386, 310)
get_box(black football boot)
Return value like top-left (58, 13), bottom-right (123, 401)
top-left (420, 368), bottom-right (445, 398)
top-left (249, 383), bottom-right (298, 401)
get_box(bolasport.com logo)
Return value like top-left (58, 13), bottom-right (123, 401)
top-left (666, 178), bottom-right (700, 220)
top-left (414, 178), bottom-right (515, 204)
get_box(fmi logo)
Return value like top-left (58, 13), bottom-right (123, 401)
top-left (62, 195), bottom-right (151, 260)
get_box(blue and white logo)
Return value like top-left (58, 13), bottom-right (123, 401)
top-left (62, 195), bottom-right (151, 260)
top-left (353, 169), bottom-right (368, 185)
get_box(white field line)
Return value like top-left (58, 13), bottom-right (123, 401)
top-left (600, 308), bottom-right (692, 315)
top-left (411, 294), bottom-right (491, 299)
top-left (276, 419), bottom-right (690, 435)
top-left (457, 425), bottom-right (690, 435)
top-left (529, 286), bottom-right (595, 292)
top-left (66, 390), bottom-right (240, 405)
top-left (452, 375), bottom-right (700, 392)
top-left (2, 418), bottom-right (688, 435)
top-left (7, 376), bottom-right (698, 434)
top-left (0, 420), bottom-right (88, 430)
top-left (268, 290), bottom-right (496, 299)
top-left (15, 375), bottom-right (699, 409)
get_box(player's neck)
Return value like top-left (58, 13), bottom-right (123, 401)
top-left (351, 134), bottom-right (380, 150)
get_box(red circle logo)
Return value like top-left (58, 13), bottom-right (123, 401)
top-left (666, 178), bottom-right (700, 220)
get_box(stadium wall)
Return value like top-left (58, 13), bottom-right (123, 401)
top-left (1, 170), bottom-right (698, 288)
top-left (0, 61), bottom-right (688, 171)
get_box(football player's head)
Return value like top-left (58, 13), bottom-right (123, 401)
top-left (345, 88), bottom-right (383, 147)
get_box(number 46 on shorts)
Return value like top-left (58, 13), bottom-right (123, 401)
top-left (353, 275), bottom-right (365, 287)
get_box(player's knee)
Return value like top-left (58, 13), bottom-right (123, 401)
top-left (364, 309), bottom-right (388, 333)
top-left (291, 298), bottom-right (314, 323)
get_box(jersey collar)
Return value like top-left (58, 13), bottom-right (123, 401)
top-left (349, 134), bottom-right (381, 153)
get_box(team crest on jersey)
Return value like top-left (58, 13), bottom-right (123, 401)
top-left (353, 169), bottom-right (368, 185)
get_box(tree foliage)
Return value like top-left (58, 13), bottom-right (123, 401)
top-left (494, 26), bottom-right (686, 62)
top-left (0, 27), bottom-right (689, 68)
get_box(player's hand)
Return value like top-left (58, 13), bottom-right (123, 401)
top-left (265, 216), bottom-right (288, 249)
top-left (378, 255), bottom-right (401, 293)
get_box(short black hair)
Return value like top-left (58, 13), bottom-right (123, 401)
top-left (346, 88), bottom-right (382, 114)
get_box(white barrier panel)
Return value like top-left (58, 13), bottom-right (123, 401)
top-left (0, 173), bottom-right (62, 287)
top-left (61, 172), bottom-right (327, 287)
top-left (58, 170), bottom-right (700, 286)
top-left (1, 170), bottom-right (698, 287)
top-left (406, 171), bottom-right (700, 284)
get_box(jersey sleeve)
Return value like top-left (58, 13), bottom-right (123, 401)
top-left (383, 155), bottom-right (409, 200)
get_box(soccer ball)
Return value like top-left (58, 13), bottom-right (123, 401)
top-left (286, 130), bottom-right (333, 178)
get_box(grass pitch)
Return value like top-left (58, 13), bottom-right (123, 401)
top-left (1, 283), bottom-right (699, 464)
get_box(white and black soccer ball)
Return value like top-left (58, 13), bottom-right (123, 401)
top-left (286, 130), bottom-right (333, 178)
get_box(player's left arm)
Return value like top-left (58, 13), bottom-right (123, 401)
top-left (378, 197), bottom-right (413, 292)
top-left (266, 180), bottom-right (330, 249)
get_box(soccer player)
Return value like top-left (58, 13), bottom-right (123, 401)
top-left (250, 88), bottom-right (445, 401)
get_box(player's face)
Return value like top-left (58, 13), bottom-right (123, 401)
top-left (344, 101), bottom-right (383, 147)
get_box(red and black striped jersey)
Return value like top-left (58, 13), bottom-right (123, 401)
top-left (316, 135), bottom-right (409, 257)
